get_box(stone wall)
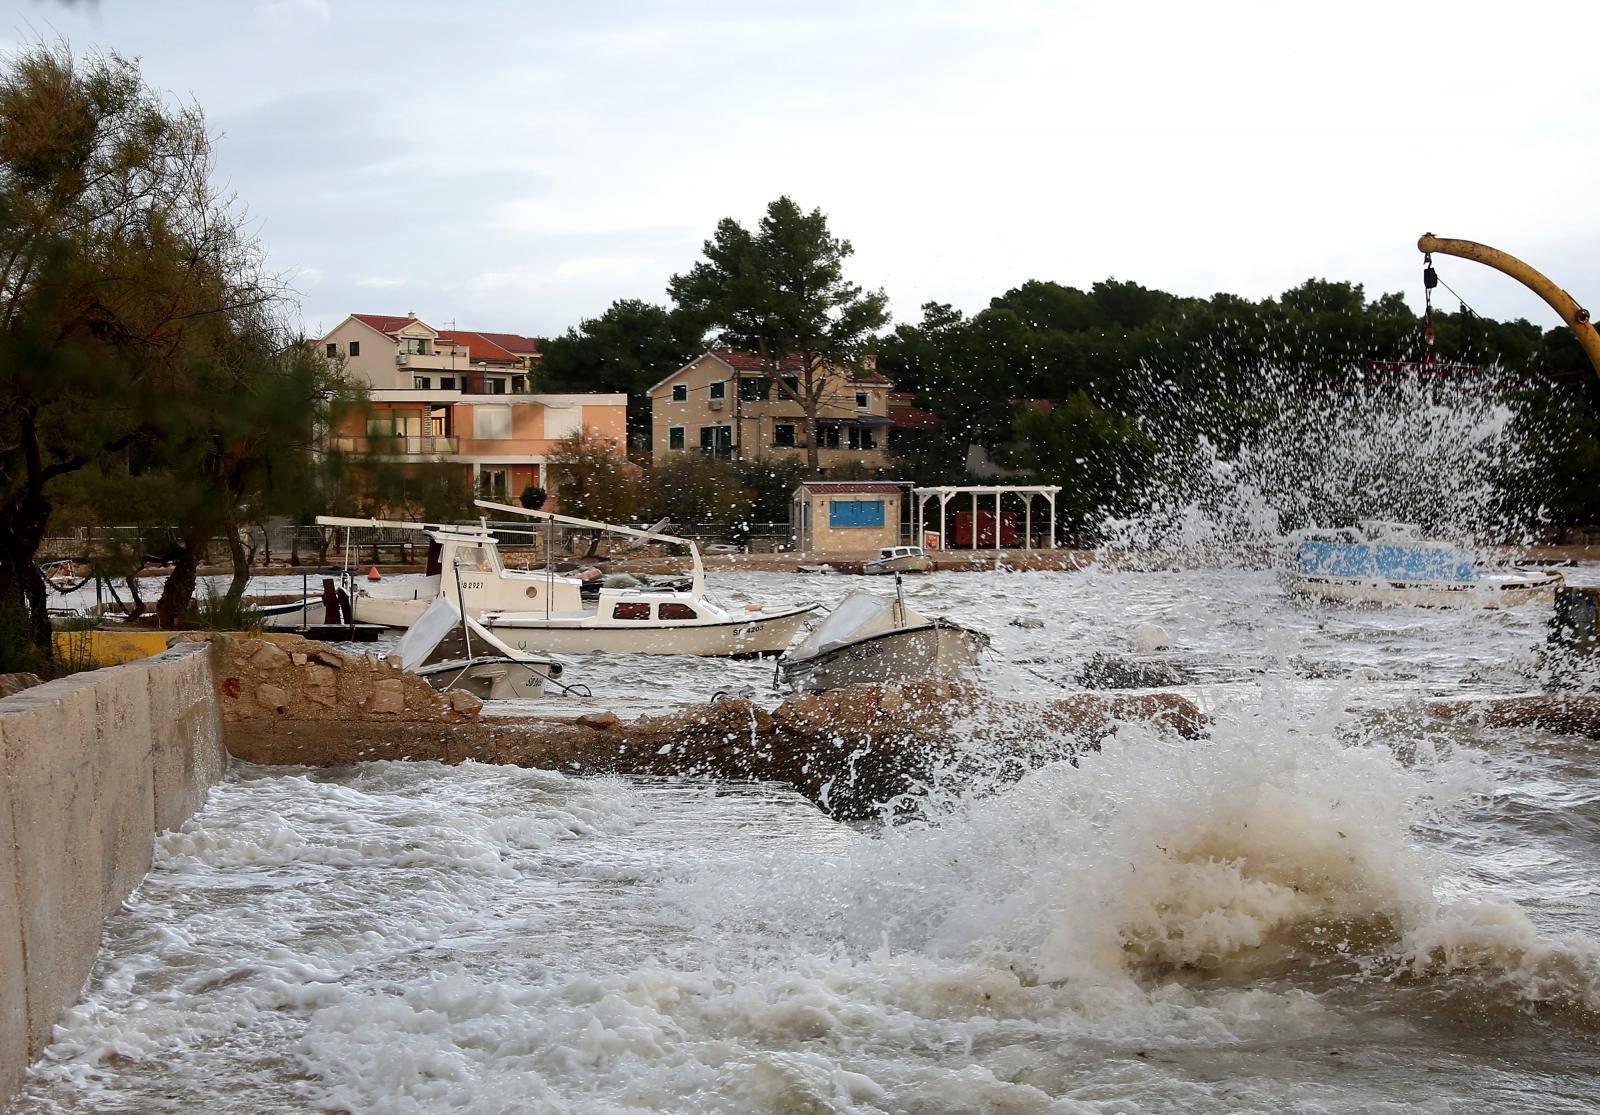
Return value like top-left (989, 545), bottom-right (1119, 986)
top-left (0, 642), bottom-right (225, 1107)
top-left (212, 634), bottom-right (1207, 820)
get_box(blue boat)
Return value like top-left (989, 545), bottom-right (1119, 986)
top-left (1286, 521), bottom-right (1561, 608)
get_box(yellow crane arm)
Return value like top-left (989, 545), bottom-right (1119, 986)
top-left (1418, 233), bottom-right (1600, 380)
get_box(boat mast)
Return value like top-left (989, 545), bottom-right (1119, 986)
top-left (474, 499), bottom-right (707, 598)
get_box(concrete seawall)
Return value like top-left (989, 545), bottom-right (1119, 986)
top-left (0, 643), bottom-right (226, 1106)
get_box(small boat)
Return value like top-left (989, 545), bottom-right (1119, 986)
top-left (1285, 521), bottom-right (1563, 608)
top-left (778, 579), bottom-right (988, 692)
top-left (317, 504), bottom-right (817, 657)
top-left (396, 593), bottom-right (564, 700)
top-left (863, 545), bottom-right (935, 575)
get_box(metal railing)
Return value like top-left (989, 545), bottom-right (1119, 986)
top-left (331, 435), bottom-right (460, 456)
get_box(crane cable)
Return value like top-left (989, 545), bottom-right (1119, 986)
top-left (1422, 252), bottom-right (1438, 361)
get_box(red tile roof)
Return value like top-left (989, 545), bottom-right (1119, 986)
top-left (436, 330), bottom-right (518, 364)
top-left (889, 404), bottom-right (940, 430)
top-left (708, 349), bottom-right (889, 383)
top-left (709, 348), bottom-right (808, 373)
top-left (471, 330), bottom-right (540, 355)
top-left (352, 313), bottom-right (422, 335)
top-left (798, 481), bottom-right (906, 493)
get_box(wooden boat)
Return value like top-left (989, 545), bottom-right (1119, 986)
top-left (778, 580), bottom-right (988, 692)
top-left (1285, 522), bottom-right (1563, 608)
top-left (863, 545), bottom-right (935, 575)
top-left (396, 594), bottom-right (563, 700)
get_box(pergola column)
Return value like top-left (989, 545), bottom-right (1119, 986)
top-left (993, 488), bottom-right (1001, 553)
top-left (1024, 495), bottom-right (1032, 550)
top-left (970, 490), bottom-right (978, 550)
top-left (1047, 492), bottom-right (1057, 549)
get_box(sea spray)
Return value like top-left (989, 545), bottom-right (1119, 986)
top-left (1102, 365), bottom-right (1545, 566)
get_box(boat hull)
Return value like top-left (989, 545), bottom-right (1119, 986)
top-left (863, 555), bottom-right (935, 575)
top-left (1287, 569), bottom-right (1563, 609)
top-left (485, 605), bottom-right (816, 657)
top-left (416, 658), bottom-right (553, 700)
top-left (781, 620), bottom-right (988, 691)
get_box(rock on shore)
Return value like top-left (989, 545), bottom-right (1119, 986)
top-left (206, 634), bottom-right (1206, 819)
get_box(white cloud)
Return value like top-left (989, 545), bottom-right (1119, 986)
top-left (42, 0), bottom-right (1600, 334)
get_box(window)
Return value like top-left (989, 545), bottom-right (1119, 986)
top-left (699, 425), bottom-right (732, 458)
top-left (613, 602), bottom-right (651, 620)
top-left (671, 383), bottom-right (688, 402)
top-left (739, 377), bottom-right (770, 401)
top-left (491, 378), bottom-right (507, 395)
top-left (829, 498), bottom-right (886, 528)
top-left (669, 426), bottom-right (685, 450)
top-left (400, 337), bottom-right (428, 355)
top-left (349, 341), bottom-right (360, 357)
top-left (861, 428), bottom-right (877, 450)
top-left (658, 602), bottom-right (697, 620)
top-left (774, 423), bottom-right (796, 447)
top-left (440, 377), bottom-right (456, 390)
top-left (708, 380), bottom-right (726, 400)
top-left (325, 343), bottom-right (338, 357)
top-left (475, 406), bottom-right (512, 439)
top-left (856, 391), bottom-right (869, 410)
top-left (476, 469), bottom-right (508, 500)
top-left (414, 376), bottom-right (431, 389)
top-left (511, 374), bottom-right (526, 393)
top-left (455, 545), bottom-right (493, 572)
top-left (820, 425), bottom-right (842, 449)
top-left (781, 376), bottom-right (800, 397)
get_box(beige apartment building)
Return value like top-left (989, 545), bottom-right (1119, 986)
top-left (319, 313), bottom-right (625, 501)
top-left (647, 349), bottom-right (893, 469)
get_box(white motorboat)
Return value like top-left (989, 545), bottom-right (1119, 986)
top-left (397, 593), bottom-right (564, 700)
top-left (863, 545), bottom-right (934, 575)
top-left (1285, 521), bottom-right (1563, 608)
top-left (316, 505), bottom-right (817, 657)
top-left (778, 581), bottom-right (988, 692)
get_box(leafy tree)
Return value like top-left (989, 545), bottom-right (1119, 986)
top-left (538, 299), bottom-right (707, 447)
top-left (1007, 393), bottom-right (1157, 541)
top-left (519, 484), bottom-right (547, 510)
top-left (730, 456), bottom-right (808, 523)
top-left (0, 45), bottom-right (282, 653)
top-left (669, 196), bottom-right (888, 471)
top-left (642, 454), bottom-right (755, 531)
top-left (547, 428), bottom-right (637, 555)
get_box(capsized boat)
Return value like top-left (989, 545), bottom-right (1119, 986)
top-left (316, 504), bottom-right (816, 657)
top-left (396, 594), bottom-right (564, 700)
top-left (863, 545), bottom-right (934, 575)
top-left (1285, 521), bottom-right (1562, 608)
top-left (777, 580), bottom-right (989, 692)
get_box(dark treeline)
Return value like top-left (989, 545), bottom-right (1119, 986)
top-left (548, 269), bottom-right (1600, 540)
top-left (875, 278), bottom-right (1600, 534)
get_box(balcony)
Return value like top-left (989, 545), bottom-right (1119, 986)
top-left (332, 434), bottom-right (460, 457)
top-left (394, 352), bottom-right (470, 371)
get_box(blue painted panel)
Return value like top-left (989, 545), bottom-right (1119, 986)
top-left (829, 499), bottom-right (885, 528)
top-left (1295, 540), bottom-right (1477, 583)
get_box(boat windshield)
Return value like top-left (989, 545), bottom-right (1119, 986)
top-left (791, 590), bottom-right (927, 659)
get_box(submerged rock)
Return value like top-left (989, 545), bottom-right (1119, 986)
top-left (1076, 652), bottom-right (1187, 690)
top-left (1129, 623), bottom-right (1172, 653)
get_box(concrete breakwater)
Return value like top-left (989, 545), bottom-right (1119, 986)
top-left (0, 643), bottom-right (226, 1105)
top-left (211, 634), bottom-right (1207, 818)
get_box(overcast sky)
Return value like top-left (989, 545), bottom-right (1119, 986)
top-left (8, 0), bottom-right (1600, 340)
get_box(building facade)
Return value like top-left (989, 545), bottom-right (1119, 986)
top-left (647, 350), bottom-right (893, 470)
top-left (790, 481), bottom-right (908, 555)
top-left (321, 313), bottom-right (626, 501)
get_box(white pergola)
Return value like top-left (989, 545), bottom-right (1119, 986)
top-left (912, 485), bottom-right (1062, 551)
